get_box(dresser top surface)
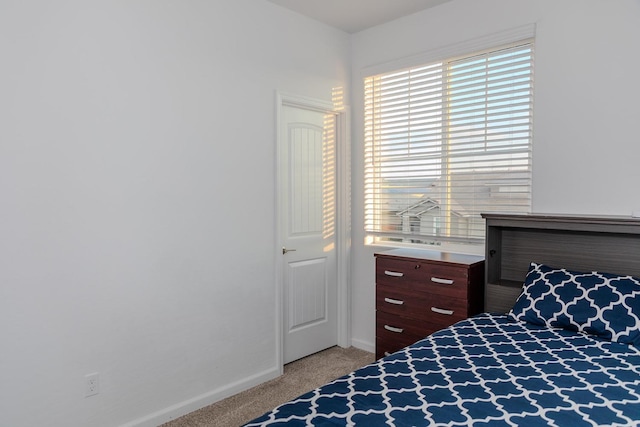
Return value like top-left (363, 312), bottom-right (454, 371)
top-left (375, 248), bottom-right (484, 266)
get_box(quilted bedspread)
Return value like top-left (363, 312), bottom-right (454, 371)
top-left (244, 313), bottom-right (640, 426)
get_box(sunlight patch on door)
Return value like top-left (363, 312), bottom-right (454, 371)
top-left (322, 113), bottom-right (336, 242)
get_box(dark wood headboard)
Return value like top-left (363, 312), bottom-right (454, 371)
top-left (482, 213), bottom-right (640, 313)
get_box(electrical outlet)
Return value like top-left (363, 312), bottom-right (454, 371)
top-left (85, 372), bottom-right (99, 397)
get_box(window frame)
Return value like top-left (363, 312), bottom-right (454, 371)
top-left (362, 25), bottom-right (535, 249)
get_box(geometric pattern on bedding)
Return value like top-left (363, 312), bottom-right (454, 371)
top-left (510, 262), bottom-right (640, 345)
top-left (243, 314), bottom-right (640, 427)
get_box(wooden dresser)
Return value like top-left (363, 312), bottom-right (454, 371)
top-left (375, 248), bottom-right (485, 359)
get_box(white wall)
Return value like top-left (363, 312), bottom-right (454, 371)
top-left (0, 1), bottom-right (349, 426)
top-left (349, 0), bottom-right (640, 352)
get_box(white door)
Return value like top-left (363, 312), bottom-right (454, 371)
top-left (279, 101), bottom-right (338, 364)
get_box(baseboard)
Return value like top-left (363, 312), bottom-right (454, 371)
top-left (119, 366), bottom-right (281, 427)
top-left (350, 337), bottom-right (374, 354)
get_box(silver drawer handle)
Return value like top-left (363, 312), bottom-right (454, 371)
top-left (384, 325), bottom-right (404, 333)
top-left (384, 297), bottom-right (404, 305)
top-left (431, 277), bottom-right (454, 285)
top-left (384, 270), bottom-right (404, 277)
top-left (431, 307), bottom-right (454, 316)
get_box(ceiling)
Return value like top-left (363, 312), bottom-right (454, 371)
top-left (268, 0), bottom-right (452, 34)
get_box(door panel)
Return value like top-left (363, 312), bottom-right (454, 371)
top-left (287, 258), bottom-right (327, 331)
top-left (290, 124), bottom-right (323, 235)
top-left (281, 103), bottom-right (337, 364)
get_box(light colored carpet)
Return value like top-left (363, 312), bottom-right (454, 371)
top-left (160, 346), bottom-right (375, 427)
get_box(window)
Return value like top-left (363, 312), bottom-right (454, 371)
top-left (364, 39), bottom-right (533, 246)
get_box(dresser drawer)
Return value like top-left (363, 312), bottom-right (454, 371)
top-left (376, 284), bottom-right (468, 323)
top-left (376, 315), bottom-right (428, 356)
top-left (376, 310), bottom-right (445, 342)
top-left (376, 335), bottom-right (419, 359)
top-left (376, 258), bottom-right (469, 298)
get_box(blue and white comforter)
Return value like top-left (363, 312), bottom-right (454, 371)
top-left (244, 313), bottom-right (640, 426)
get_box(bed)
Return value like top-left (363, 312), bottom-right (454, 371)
top-left (244, 214), bottom-right (640, 426)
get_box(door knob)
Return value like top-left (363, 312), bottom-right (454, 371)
top-left (282, 247), bottom-right (297, 254)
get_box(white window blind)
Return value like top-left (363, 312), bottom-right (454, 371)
top-left (364, 40), bottom-right (533, 245)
